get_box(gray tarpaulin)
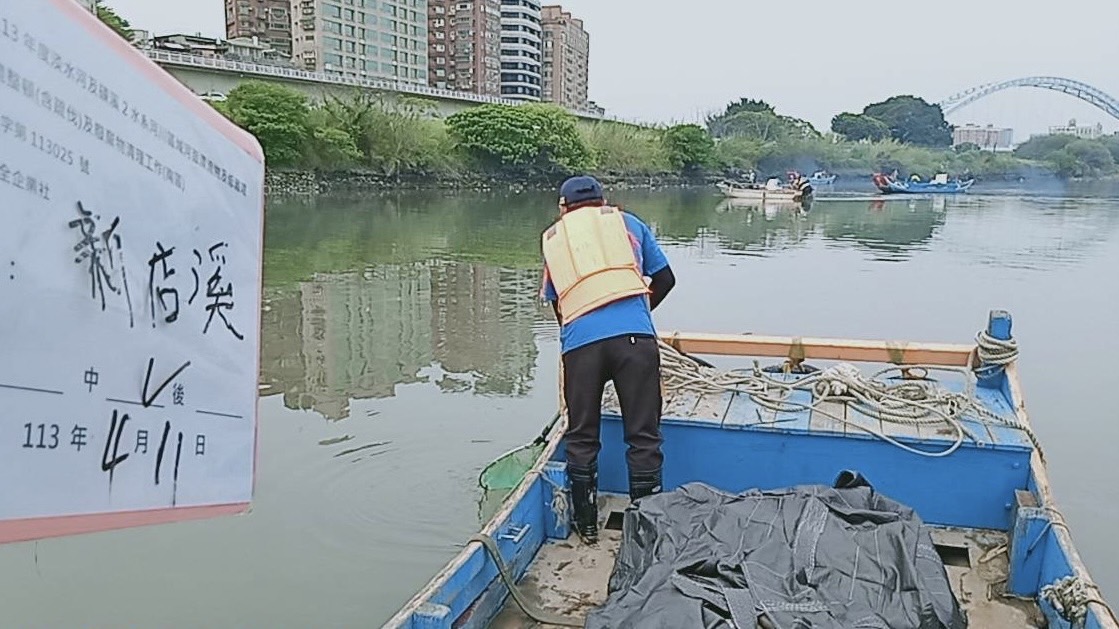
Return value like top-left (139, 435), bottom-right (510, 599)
top-left (585, 472), bottom-right (967, 629)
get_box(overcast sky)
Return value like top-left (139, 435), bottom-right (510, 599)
top-left (109, 0), bottom-right (1119, 139)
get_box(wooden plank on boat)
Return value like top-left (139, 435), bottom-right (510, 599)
top-left (722, 391), bottom-right (761, 428)
top-left (973, 387), bottom-right (1033, 449)
top-left (756, 401), bottom-right (781, 427)
top-left (808, 398), bottom-right (847, 435)
top-left (843, 406), bottom-right (884, 439)
top-left (957, 417), bottom-right (997, 448)
top-left (877, 409), bottom-right (926, 442)
top-left (663, 389), bottom-right (701, 420)
top-left (690, 390), bottom-right (735, 425)
top-left (660, 332), bottom-right (974, 366)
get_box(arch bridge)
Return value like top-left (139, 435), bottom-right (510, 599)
top-left (939, 76), bottom-right (1119, 122)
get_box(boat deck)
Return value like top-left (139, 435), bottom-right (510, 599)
top-left (602, 367), bottom-right (1032, 450)
top-left (491, 495), bottom-right (1047, 628)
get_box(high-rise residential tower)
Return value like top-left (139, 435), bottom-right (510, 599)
top-left (498, 0), bottom-right (542, 101)
top-left (226, 0), bottom-right (294, 57)
top-left (290, 0), bottom-right (429, 84)
top-left (540, 5), bottom-right (587, 110)
top-left (427, 0), bottom-right (501, 96)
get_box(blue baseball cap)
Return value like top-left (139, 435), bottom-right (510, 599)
top-left (559, 175), bottom-right (604, 206)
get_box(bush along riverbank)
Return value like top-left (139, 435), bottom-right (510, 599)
top-left (263, 170), bottom-right (710, 197)
top-left (212, 81), bottom-right (1109, 196)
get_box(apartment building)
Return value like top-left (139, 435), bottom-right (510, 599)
top-left (427, 0), bottom-right (501, 96)
top-left (290, 0), bottom-right (429, 84)
top-left (540, 5), bottom-right (587, 110)
top-left (498, 0), bottom-right (542, 100)
top-left (226, 0), bottom-right (294, 57)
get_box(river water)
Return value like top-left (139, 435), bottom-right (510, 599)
top-left (2, 183), bottom-right (1118, 627)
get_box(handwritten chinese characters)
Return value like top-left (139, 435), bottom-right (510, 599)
top-left (70, 201), bottom-right (135, 325)
top-left (13, 359), bottom-right (221, 497)
top-left (65, 202), bottom-right (246, 341)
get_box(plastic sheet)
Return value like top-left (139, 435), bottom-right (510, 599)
top-left (586, 472), bottom-right (967, 629)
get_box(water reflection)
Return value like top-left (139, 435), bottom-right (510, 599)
top-left (638, 191), bottom-right (947, 261)
top-left (5, 186), bottom-right (1119, 629)
top-left (261, 262), bottom-right (548, 420)
top-left (260, 188), bottom-right (1119, 423)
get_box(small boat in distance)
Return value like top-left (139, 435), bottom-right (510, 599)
top-left (874, 172), bottom-right (975, 194)
top-left (381, 311), bottom-right (1118, 629)
top-left (808, 170), bottom-right (837, 186)
top-left (717, 176), bottom-right (813, 203)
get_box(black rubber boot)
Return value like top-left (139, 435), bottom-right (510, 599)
top-left (568, 463), bottom-right (598, 544)
top-left (629, 468), bottom-right (662, 502)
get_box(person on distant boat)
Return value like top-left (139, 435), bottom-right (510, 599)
top-left (539, 175), bottom-right (676, 544)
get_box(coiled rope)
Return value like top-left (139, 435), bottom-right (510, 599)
top-left (654, 338), bottom-right (1040, 458)
top-left (1041, 575), bottom-right (1119, 627)
top-left (974, 329), bottom-right (1020, 378)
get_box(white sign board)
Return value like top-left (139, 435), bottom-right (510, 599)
top-left (0, 0), bottom-right (264, 543)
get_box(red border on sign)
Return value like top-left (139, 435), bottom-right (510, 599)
top-left (0, 0), bottom-right (265, 544)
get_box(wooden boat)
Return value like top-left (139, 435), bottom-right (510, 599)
top-left (382, 310), bottom-right (1117, 629)
top-left (873, 173), bottom-right (975, 195)
top-left (717, 180), bottom-right (811, 203)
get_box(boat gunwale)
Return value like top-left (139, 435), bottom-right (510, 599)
top-left (382, 331), bottom-right (1117, 629)
top-left (380, 408), bottom-right (568, 628)
top-left (1005, 361), bottom-right (1118, 628)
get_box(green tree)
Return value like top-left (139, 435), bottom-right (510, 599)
top-left (708, 110), bottom-right (819, 141)
top-left (662, 124), bottom-right (714, 172)
top-left (1098, 135), bottom-right (1119, 164)
top-left (862, 95), bottom-right (952, 147)
top-left (721, 98), bottom-right (776, 117)
top-left (830, 112), bottom-right (890, 142)
top-left (1064, 139), bottom-right (1116, 174)
top-left (95, 1), bottom-right (132, 40)
top-left (320, 93), bottom-right (455, 175)
top-left (303, 108), bottom-right (362, 169)
top-left (446, 103), bottom-right (592, 175)
top-left (706, 97), bottom-right (818, 141)
top-left (1013, 134), bottom-right (1075, 160)
top-left (223, 81), bottom-right (310, 167)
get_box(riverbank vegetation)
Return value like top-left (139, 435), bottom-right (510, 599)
top-left (214, 81), bottom-right (1113, 186)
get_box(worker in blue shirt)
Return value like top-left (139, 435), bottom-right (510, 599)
top-left (540, 175), bottom-right (676, 544)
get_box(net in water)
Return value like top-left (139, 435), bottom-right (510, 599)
top-left (478, 442), bottom-right (546, 492)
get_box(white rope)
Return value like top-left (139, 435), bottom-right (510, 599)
top-left (975, 329), bottom-right (1020, 379)
top-left (654, 340), bottom-right (1041, 459)
top-left (539, 470), bottom-right (570, 525)
top-left (1040, 575), bottom-right (1119, 627)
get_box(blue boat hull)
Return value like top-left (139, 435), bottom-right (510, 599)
top-left (383, 313), bottom-right (1115, 629)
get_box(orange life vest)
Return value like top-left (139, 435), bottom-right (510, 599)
top-left (541, 205), bottom-right (650, 325)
